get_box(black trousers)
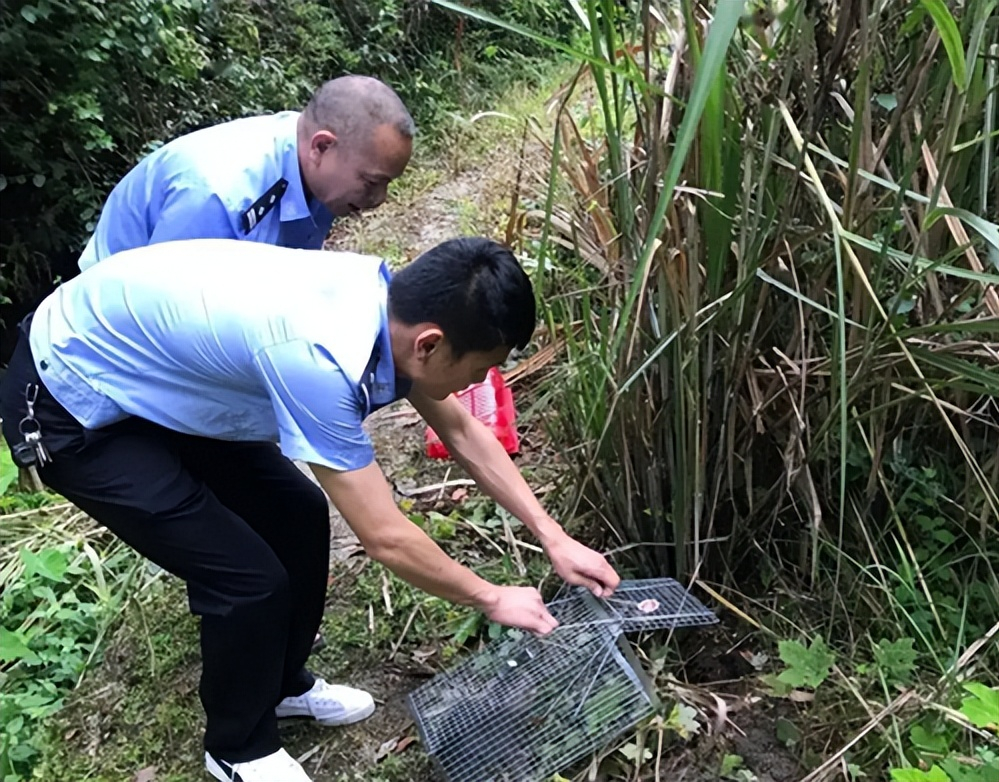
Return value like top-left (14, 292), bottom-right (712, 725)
top-left (0, 328), bottom-right (331, 762)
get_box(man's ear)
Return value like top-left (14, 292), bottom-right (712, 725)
top-left (309, 129), bottom-right (337, 162)
top-left (414, 327), bottom-right (445, 362)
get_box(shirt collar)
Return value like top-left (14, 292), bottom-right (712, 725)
top-left (362, 263), bottom-right (410, 414)
top-left (277, 112), bottom-right (332, 225)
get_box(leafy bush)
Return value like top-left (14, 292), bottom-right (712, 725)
top-left (0, 543), bottom-right (142, 781)
top-left (891, 684), bottom-right (999, 782)
top-left (0, 0), bottom-right (351, 313)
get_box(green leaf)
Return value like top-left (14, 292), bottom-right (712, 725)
top-left (0, 628), bottom-right (41, 665)
top-left (891, 766), bottom-right (950, 782)
top-left (776, 636), bottom-right (835, 689)
top-left (840, 230), bottom-right (999, 285)
top-left (0, 440), bottom-right (16, 494)
top-left (910, 724), bottom-right (950, 754)
top-left (618, 741), bottom-right (652, 763)
top-left (32, 173), bottom-right (46, 187)
top-left (775, 717), bottom-right (802, 747)
top-left (959, 683), bottom-right (998, 730)
top-left (20, 5), bottom-right (37, 23)
top-left (720, 754), bottom-right (745, 775)
top-left (875, 93), bottom-right (899, 111)
top-left (6, 715), bottom-right (24, 736)
top-left (449, 611), bottom-right (481, 646)
top-left (900, 5), bottom-right (928, 36)
top-left (666, 702), bottom-right (701, 739)
top-left (932, 529), bottom-right (956, 546)
top-left (756, 269), bottom-right (866, 327)
top-left (923, 207), bottom-right (999, 254)
top-left (940, 755), bottom-right (998, 782)
top-left (20, 547), bottom-right (70, 582)
top-left (919, 0), bottom-right (966, 93)
top-left (873, 637), bottom-right (919, 684)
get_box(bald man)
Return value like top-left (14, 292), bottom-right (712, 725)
top-left (78, 75), bottom-right (414, 269)
top-left (74, 76), bottom-right (414, 658)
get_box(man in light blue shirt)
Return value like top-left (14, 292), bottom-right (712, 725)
top-left (75, 74), bottom-right (414, 660)
top-left (78, 75), bottom-right (413, 271)
top-left (0, 237), bottom-right (620, 782)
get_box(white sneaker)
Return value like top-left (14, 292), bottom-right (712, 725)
top-left (275, 677), bottom-right (375, 726)
top-left (205, 748), bottom-right (311, 782)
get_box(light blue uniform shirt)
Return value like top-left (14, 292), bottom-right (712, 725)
top-left (78, 113), bottom-right (333, 271)
top-left (32, 240), bottom-right (407, 471)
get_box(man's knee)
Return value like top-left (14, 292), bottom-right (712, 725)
top-left (190, 558), bottom-right (292, 618)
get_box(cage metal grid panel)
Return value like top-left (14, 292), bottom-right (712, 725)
top-left (547, 577), bottom-right (719, 634)
top-left (407, 579), bottom-right (717, 782)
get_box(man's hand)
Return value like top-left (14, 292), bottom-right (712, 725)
top-left (544, 534), bottom-right (620, 598)
top-left (479, 585), bottom-right (559, 635)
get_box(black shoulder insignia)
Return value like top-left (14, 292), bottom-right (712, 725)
top-left (240, 178), bottom-right (289, 234)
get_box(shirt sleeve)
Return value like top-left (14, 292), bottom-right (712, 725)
top-left (80, 181), bottom-right (239, 272)
top-left (253, 340), bottom-right (375, 472)
top-left (147, 185), bottom-right (239, 245)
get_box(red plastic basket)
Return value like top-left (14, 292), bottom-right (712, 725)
top-left (425, 367), bottom-right (519, 459)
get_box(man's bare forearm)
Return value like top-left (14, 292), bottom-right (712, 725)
top-left (310, 461), bottom-right (560, 634)
top-left (372, 520), bottom-right (499, 609)
top-left (311, 462), bottom-right (497, 609)
top-left (445, 418), bottom-right (565, 545)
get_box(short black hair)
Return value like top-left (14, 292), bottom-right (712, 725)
top-left (388, 238), bottom-right (536, 358)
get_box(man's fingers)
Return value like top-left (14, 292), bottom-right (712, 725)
top-left (531, 612), bottom-right (559, 636)
top-left (534, 600), bottom-right (558, 633)
top-left (570, 574), bottom-right (604, 597)
top-left (590, 561), bottom-right (621, 595)
top-left (569, 567), bottom-right (619, 598)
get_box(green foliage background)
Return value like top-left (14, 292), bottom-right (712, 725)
top-left (0, 0), bottom-right (568, 314)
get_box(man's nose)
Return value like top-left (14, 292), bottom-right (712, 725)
top-left (368, 184), bottom-right (389, 209)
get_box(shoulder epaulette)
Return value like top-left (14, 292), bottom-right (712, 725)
top-left (240, 178), bottom-right (289, 234)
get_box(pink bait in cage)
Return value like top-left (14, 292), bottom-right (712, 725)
top-left (636, 599), bottom-right (660, 613)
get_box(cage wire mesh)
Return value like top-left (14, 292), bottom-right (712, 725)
top-left (407, 578), bottom-right (717, 782)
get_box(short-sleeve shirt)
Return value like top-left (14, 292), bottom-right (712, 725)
top-left (78, 113), bottom-right (333, 272)
top-left (32, 240), bottom-right (408, 471)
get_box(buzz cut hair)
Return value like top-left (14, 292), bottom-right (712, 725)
top-left (302, 75), bottom-right (415, 143)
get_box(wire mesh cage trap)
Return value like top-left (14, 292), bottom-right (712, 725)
top-left (407, 578), bottom-right (718, 782)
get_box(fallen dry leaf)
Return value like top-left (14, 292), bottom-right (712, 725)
top-left (375, 738), bottom-right (397, 761)
top-left (394, 735), bottom-right (416, 753)
top-left (133, 767), bottom-right (157, 782)
top-left (451, 487), bottom-right (469, 502)
top-left (739, 649), bottom-right (770, 670)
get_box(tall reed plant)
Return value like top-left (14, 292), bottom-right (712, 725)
top-left (435, 0), bottom-right (999, 770)
top-left (435, 0), bottom-right (998, 591)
